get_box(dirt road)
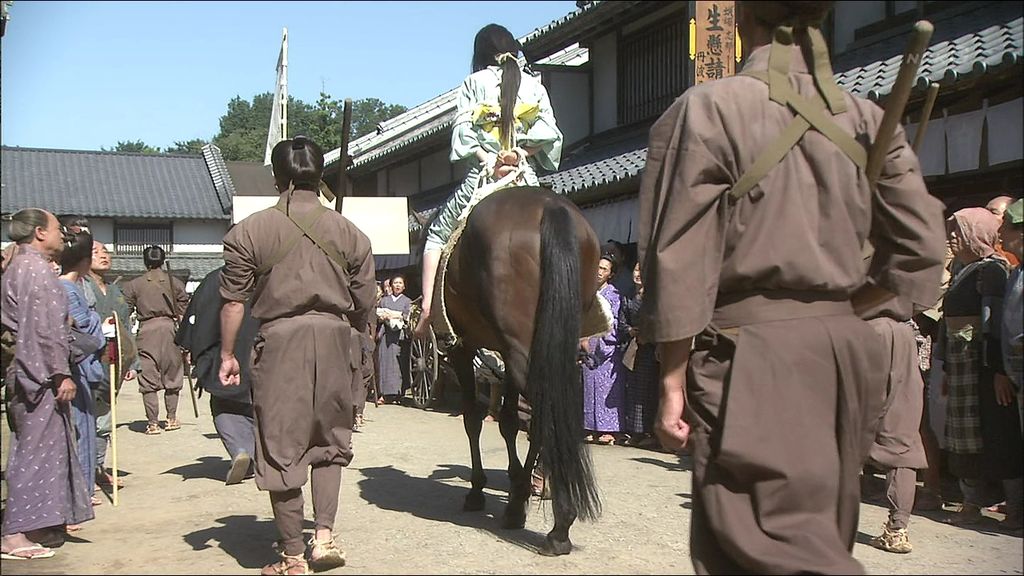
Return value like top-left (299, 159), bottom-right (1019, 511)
top-left (2, 384), bottom-right (1022, 575)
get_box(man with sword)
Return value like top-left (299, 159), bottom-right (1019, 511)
top-left (121, 245), bottom-right (189, 435)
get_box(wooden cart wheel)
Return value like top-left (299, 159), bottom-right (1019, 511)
top-left (409, 326), bottom-right (438, 409)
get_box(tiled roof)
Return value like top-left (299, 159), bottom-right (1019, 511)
top-left (109, 252), bottom-right (224, 284)
top-left (540, 132), bottom-right (649, 196)
top-left (0, 147), bottom-right (231, 220)
top-left (834, 2), bottom-right (1023, 98)
top-left (225, 161), bottom-right (277, 197)
top-left (325, 89), bottom-right (458, 170)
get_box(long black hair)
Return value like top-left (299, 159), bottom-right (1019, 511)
top-left (472, 24), bottom-right (522, 150)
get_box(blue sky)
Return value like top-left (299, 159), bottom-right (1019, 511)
top-left (1, 1), bottom-right (577, 151)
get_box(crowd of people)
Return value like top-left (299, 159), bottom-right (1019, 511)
top-left (1, 5), bottom-right (1022, 575)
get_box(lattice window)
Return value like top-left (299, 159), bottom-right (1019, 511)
top-left (115, 223), bottom-right (173, 255)
top-left (618, 16), bottom-right (688, 126)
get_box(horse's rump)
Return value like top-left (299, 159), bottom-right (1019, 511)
top-left (444, 186), bottom-right (601, 353)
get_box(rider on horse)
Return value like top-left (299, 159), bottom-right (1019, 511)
top-left (413, 23), bottom-right (563, 339)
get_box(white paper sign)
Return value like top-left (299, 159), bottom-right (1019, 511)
top-left (341, 197), bottom-right (410, 256)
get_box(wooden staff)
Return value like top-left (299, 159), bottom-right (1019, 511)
top-left (335, 98), bottom-right (353, 213)
top-left (912, 82), bottom-right (940, 153)
top-left (866, 20), bottom-right (934, 185)
top-left (111, 311), bottom-right (122, 507)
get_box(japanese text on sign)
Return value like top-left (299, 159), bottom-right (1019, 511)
top-left (693, 0), bottom-right (736, 85)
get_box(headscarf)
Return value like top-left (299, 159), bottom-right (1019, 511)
top-left (948, 207), bottom-right (1003, 262)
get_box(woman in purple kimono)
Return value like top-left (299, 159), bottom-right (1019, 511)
top-left (1, 209), bottom-right (93, 560)
top-left (580, 254), bottom-right (626, 444)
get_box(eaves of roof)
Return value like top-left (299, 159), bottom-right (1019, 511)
top-left (520, 1), bottom-right (642, 59)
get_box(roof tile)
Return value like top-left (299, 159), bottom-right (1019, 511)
top-left (1, 147), bottom-right (230, 220)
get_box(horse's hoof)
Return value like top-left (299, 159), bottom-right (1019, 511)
top-left (463, 492), bottom-right (485, 512)
top-left (538, 535), bottom-right (572, 556)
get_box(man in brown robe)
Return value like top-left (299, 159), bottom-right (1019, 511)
top-left (122, 245), bottom-right (189, 434)
top-left (637, 2), bottom-right (946, 573)
top-left (219, 136), bottom-right (375, 575)
top-left (861, 296), bottom-right (929, 553)
top-left (2, 209), bottom-right (94, 560)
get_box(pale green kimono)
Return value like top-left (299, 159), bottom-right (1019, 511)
top-left (424, 66), bottom-right (563, 252)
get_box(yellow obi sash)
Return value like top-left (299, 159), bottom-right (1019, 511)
top-left (472, 102), bottom-right (541, 141)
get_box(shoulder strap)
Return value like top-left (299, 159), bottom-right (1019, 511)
top-left (729, 64), bottom-right (866, 202)
top-left (255, 204), bottom-right (345, 276)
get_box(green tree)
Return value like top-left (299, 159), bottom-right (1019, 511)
top-left (103, 140), bottom-right (161, 154)
top-left (165, 138), bottom-right (209, 155)
top-left (351, 98), bottom-right (408, 140)
top-left (210, 93), bottom-right (407, 162)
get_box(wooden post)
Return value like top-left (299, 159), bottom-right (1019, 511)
top-left (335, 98), bottom-right (354, 213)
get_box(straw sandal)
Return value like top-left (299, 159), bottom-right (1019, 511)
top-left (308, 534), bottom-right (346, 570)
top-left (261, 552), bottom-right (309, 575)
top-left (1, 545), bottom-right (55, 560)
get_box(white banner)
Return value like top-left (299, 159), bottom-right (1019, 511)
top-left (264, 28), bottom-right (288, 166)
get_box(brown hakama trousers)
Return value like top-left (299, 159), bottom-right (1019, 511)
top-left (687, 296), bottom-right (886, 575)
top-left (865, 318), bottom-right (928, 530)
top-left (136, 316), bottom-right (184, 423)
top-left (252, 313), bottom-right (359, 555)
top-left (251, 312), bottom-right (358, 492)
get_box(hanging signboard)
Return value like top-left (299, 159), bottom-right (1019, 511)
top-left (690, 1), bottom-right (740, 85)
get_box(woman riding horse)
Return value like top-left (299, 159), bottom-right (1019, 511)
top-left (413, 23), bottom-right (562, 339)
top-left (415, 24), bottom-right (604, 556)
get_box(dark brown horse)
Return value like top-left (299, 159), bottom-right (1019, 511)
top-left (437, 185), bottom-right (603, 555)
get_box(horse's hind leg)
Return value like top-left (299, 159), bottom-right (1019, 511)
top-left (453, 346), bottom-right (486, 511)
top-left (540, 491), bottom-right (577, 556)
top-left (499, 350), bottom-right (530, 529)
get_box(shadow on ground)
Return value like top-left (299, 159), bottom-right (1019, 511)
top-left (183, 514), bottom-right (281, 569)
top-left (630, 454), bottom-right (693, 473)
top-left (357, 464), bottom-right (548, 553)
top-left (162, 455), bottom-right (230, 482)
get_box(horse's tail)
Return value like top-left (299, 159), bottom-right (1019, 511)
top-left (527, 203), bottom-right (601, 522)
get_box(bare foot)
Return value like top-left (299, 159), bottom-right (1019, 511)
top-left (413, 312), bottom-right (432, 339)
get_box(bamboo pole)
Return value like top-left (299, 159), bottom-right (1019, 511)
top-left (912, 82), bottom-right (940, 153)
top-left (111, 311), bottom-right (121, 507)
top-left (866, 20), bottom-right (934, 184)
